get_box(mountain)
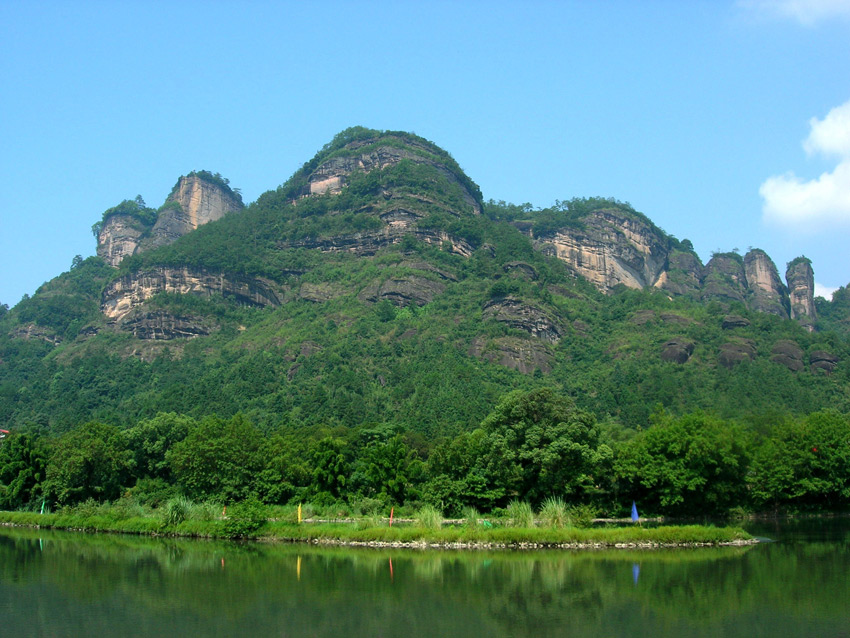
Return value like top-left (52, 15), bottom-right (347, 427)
top-left (1, 127), bottom-right (848, 436)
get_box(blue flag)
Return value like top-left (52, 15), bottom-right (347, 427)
top-left (631, 501), bottom-right (639, 522)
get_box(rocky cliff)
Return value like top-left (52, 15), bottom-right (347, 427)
top-left (743, 249), bottom-right (788, 318)
top-left (101, 266), bottom-right (281, 327)
top-left (533, 209), bottom-right (670, 292)
top-left (301, 135), bottom-right (482, 215)
top-left (530, 207), bottom-right (818, 329)
top-left (140, 175), bottom-right (244, 251)
top-left (97, 215), bottom-right (150, 267)
top-left (96, 173), bottom-right (242, 267)
top-left (786, 258), bottom-right (817, 331)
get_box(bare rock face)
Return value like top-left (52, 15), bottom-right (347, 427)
top-left (771, 340), bottom-right (804, 372)
top-left (482, 296), bottom-right (564, 343)
top-left (120, 310), bottom-right (212, 340)
top-left (661, 339), bottom-right (695, 364)
top-left (786, 258), bottom-right (817, 331)
top-left (97, 215), bottom-right (149, 267)
top-left (534, 209), bottom-right (670, 293)
top-left (702, 254), bottom-right (747, 304)
top-left (468, 336), bottom-right (553, 374)
top-left (744, 249), bottom-right (788, 318)
top-left (101, 266), bottom-right (282, 321)
top-left (718, 339), bottom-right (756, 368)
top-left (809, 350), bottom-right (839, 374)
top-left (141, 175), bottom-right (244, 251)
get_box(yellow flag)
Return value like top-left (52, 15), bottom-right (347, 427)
top-left (297, 503), bottom-right (302, 524)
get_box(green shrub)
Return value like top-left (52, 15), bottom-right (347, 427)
top-left (567, 504), bottom-right (597, 528)
top-left (222, 497), bottom-right (268, 538)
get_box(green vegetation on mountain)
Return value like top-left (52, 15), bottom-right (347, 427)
top-left (1, 126), bottom-right (849, 518)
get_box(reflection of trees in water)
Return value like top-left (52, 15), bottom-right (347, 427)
top-left (1, 529), bottom-right (849, 637)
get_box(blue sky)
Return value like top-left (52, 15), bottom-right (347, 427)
top-left (2, 0), bottom-right (849, 306)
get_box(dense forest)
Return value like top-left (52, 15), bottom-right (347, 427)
top-left (1, 127), bottom-right (848, 517)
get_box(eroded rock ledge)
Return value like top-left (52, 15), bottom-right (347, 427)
top-left (102, 266), bottom-right (282, 322)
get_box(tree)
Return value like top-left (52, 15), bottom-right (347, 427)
top-left (124, 412), bottom-right (194, 482)
top-left (0, 432), bottom-right (49, 509)
top-left (749, 410), bottom-right (850, 509)
top-left (43, 421), bottom-right (133, 505)
top-left (310, 437), bottom-right (350, 501)
top-left (615, 412), bottom-right (750, 515)
top-left (167, 414), bottom-right (263, 502)
top-left (361, 435), bottom-right (412, 504)
top-left (479, 388), bottom-right (612, 506)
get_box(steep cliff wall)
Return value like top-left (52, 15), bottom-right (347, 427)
top-left (96, 174), bottom-right (243, 267)
top-left (533, 209), bottom-right (672, 293)
top-left (786, 258), bottom-right (817, 331)
top-left (743, 249), bottom-right (788, 318)
top-left (96, 215), bottom-right (150, 267)
top-left (141, 175), bottom-right (244, 250)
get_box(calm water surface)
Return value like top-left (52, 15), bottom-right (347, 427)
top-left (0, 519), bottom-right (848, 638)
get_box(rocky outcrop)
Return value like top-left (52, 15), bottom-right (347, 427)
top-left (771, 340), bottom-right (804, 372)
top-left (284, 228), bottom-right (475, 258)
top-left (101, 267), bottom-right (282, 321)
top-left (482, 297), bottom-right (564, 343)
top-left (503, 262), bottom-right (538, 281)
top-left (120, 310), bottom-right (212, 340)
top-left (468, 336), bottom-right (553, 374)
top-left (809, 350), bottom-right (839, 374)
top-left (701, 254), bottom-right (747, 304)
top-left (96, 174), bottom-right (242, 267)
top-left (97, 215), bottom-right (149, 267)
top-left (10, 323), bottom-right (61, 345)
top-left (662, 250), bottom-right (703, 296)
top-left (743, 249), bottom-right (788, 318)
top-left (299, 282), bottom-right (346, 303)
top-left (304, 137), bottom-right (482, 215)
top-left (786, 258), bottom-right (817, 331)
top-left (534, 209), bottom-right (670, 293)
top-left (661, 339), bottom-right (695, 364)
top-left (140, 175), bottom-right (243, 251)
top-left (722, 315), bottom-right (750, 330)
top-left (359, 276), bottom-right (447, 307)
top-left (718, 339), bottom-right (756, 368)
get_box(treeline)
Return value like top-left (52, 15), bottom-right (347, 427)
top-left (2, 388), bottom-right (847, 517)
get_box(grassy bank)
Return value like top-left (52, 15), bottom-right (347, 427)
top-left (0, 510), bottom-right (753, 548)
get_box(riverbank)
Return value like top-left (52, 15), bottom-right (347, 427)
top-left (0, 510), bottom-right (755, 549)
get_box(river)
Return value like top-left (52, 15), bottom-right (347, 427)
top-left (0, 518), bottom-right (847, 637)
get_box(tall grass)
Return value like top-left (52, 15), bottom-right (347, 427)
top-left (415, 504), bottom-right (443, 530)
top-left (538, 497), bottom-right (568, 529)
top-left (462, 506), bottom-right (480, 529)
top-left (506, 500), bottom-right (535, 528)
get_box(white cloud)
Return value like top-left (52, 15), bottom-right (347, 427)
top-left (761, 99), bottom-right (850, 230)
top-left (803, 101), bottom-right (850, 157)
top-left (741, 0), bottom-right (850, 25)
top-left (814, 282), bottom-right (839, 299)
